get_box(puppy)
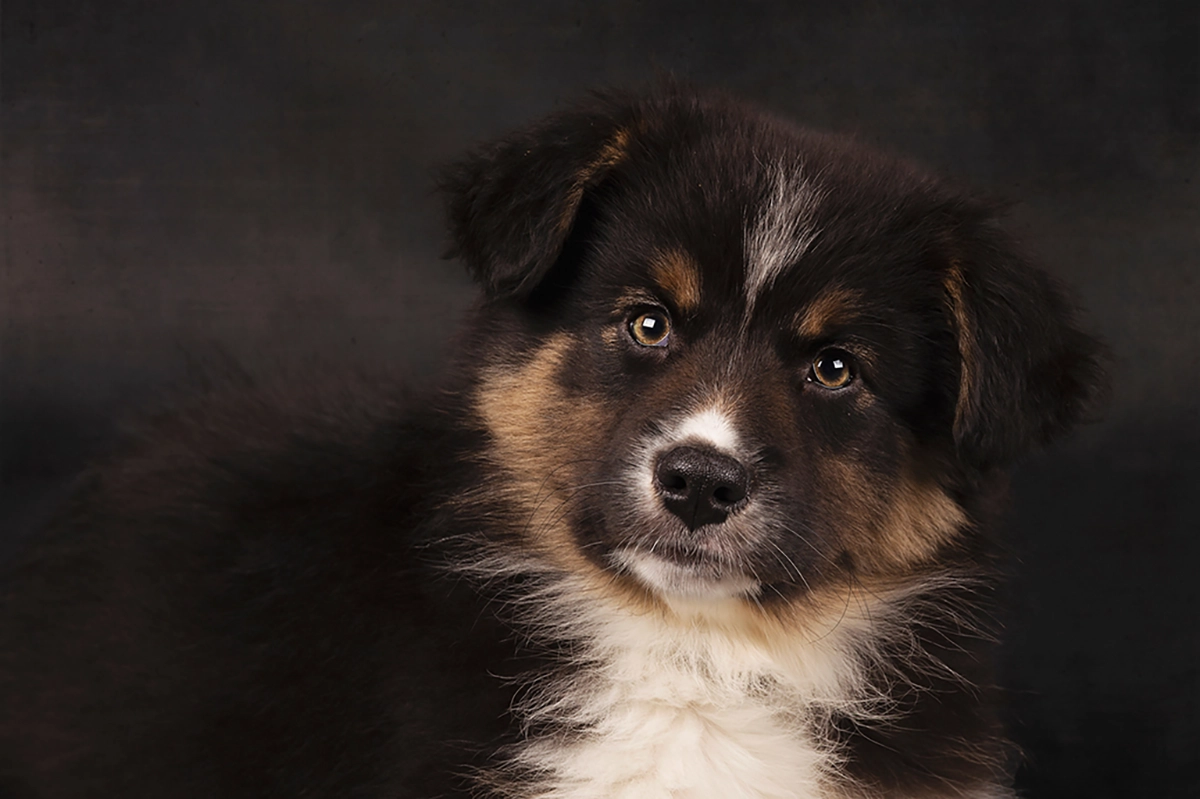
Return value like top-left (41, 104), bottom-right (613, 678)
top-left (0, 87), bottom-right (1101, 798)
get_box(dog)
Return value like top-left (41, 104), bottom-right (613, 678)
top-left (0, 86), bottom-right (1101, 798)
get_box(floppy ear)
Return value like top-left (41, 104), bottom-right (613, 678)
top-left (440, 94), bottom-right (638, 299)
top-left (943, 213), bottom-right (1106, 469)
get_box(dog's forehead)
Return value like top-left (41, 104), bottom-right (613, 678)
top-left (590, 107), bottom-right (949, 337)
top-left (618, 160), bottom-right (894, 335)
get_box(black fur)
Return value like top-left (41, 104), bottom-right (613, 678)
top-left (0, 87), bottom-right (1103, 798)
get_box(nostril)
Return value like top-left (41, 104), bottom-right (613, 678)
top-left (659, 472), bottom-right (688, 494)
top-left (712, 483), bottom-right (746, 507)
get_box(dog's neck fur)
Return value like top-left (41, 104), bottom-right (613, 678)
top-left (485, 564), bottom-right (901, 799)
top-left (457, 517), bottom-right (1005, 799)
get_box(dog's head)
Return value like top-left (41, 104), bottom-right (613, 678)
top-left (443, 88), bottom-right (1101, 610)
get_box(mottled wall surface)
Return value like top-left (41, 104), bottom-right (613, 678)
top-left (3, 1), bottom-right (1197, 796)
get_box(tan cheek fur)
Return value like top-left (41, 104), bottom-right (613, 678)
top-left (880, 475), bottom-right (968, 568)
top-left (473, 334), bottom-right (613, 575)
top-left (825, 453), bottom-right (966, 575)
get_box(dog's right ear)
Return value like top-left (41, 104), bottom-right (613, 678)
top-left (440, 94), bottom-right (638, 299)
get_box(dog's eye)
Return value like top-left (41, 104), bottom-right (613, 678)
top-left (629, 310), bottom-right (672, 348)
top-left (809, 348), bottom-right (855, 389)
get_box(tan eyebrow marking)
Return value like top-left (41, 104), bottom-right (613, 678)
top-left (795, 287), bottom-right (863, 339)
top-left (650, 249), bottom-right (703, 312)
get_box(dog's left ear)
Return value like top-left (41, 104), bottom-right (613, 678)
top-left (942, 209), bottom-right (1106, 469)
top-left (441, 94), bottom-right (638, 299)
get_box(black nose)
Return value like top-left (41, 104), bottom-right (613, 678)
top-left (653, 446), bottom-right (751, 531)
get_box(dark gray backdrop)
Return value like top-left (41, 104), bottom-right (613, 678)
top-left (3, 1), bottom-right (1198, 796)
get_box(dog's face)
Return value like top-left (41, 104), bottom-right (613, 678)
top-left (445, 89), bottom-right (1100, 610)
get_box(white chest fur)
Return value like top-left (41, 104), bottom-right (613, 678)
top-left (514, 589), bottom-right (874, 799)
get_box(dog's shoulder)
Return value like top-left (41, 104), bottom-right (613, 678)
top-left (0, 368), bottom-right (519, 798)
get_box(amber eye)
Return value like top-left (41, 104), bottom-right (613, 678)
top-left (809, 348), bottom-right (855, 389)
top-left (629, 310), bottom-right (672, 347)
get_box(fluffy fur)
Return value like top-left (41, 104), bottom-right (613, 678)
top-left (0, 87), bottom-right (1102, 798)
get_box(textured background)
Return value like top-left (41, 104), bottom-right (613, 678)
top-left (3, 1), bottom-right (1198, 796)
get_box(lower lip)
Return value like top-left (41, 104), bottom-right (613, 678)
top-left (644, 544), bottom-right (717, 568)
top-left (618, 548), bottom-right (761, 600)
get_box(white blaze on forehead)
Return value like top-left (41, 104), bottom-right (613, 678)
top-left (673, 406), bottom-right (740, 451)
top-left (745, 163), bottom-right (822, 304)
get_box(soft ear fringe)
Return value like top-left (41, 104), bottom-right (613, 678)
top-left (438, 91), bottom-right (641, 299)
top-left (945, 221), bottom-right (1107, 469)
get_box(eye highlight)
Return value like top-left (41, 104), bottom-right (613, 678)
top-left (629, 310), bottom-right (672, 348)
top-left (809, 348), bottom-right (855, 389)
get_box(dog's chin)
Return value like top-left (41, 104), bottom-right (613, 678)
top-left (613, 547), bottom-right (761, 601)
